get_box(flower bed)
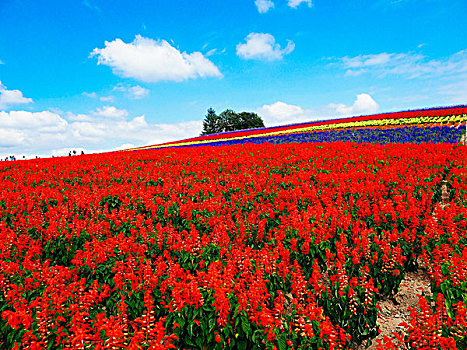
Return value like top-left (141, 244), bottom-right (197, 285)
top-left (127, 106), bottom-right (467, 151)
top-left (1, 142), bottom-right (466, 349)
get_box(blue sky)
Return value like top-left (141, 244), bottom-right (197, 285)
top-left (1, 0), bottom-right (466, 158)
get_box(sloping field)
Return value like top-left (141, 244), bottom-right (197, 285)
top-left (128, 105), bottom-right (467, 151)
top-left (1, 107), bottom-right (467, 350)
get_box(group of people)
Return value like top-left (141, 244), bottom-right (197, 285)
top-left (68, 150), bottom-right (85, 156)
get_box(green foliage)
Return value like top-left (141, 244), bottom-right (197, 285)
top-left (200, 108), bottom-right (265, 135)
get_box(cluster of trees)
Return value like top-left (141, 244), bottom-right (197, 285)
top-left (200, 108), bottom-right (265, 136)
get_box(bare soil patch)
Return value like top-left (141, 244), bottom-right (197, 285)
top-left (359, 269), bottom-right (432, 349)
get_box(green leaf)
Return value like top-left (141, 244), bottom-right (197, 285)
top-left (188, 323), bottom-right (194, 337)
top-left (195, 337), bottom-right (204, 349)
top-left (277, 334), bottom-right (287, 350)
top-left (241, 316), bottom-right (251, 336)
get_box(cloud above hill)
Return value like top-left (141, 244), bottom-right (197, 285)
top-left (257, 94), bottom-right (379, 126)
top-left (0, 82), bottom-right (33, 110)
top-left (329, 93), bottom-right (379, 115)
top-left (0, 93), bottom-right (377, 158)
top-left (236, 33), bottom-right (294, 61)
top-left (0, 108), bottom-right (202, 159)
top-left (336, 49), bottom-right (467, 78)
top-left (91, 106), bottom-right (128, 118)
top-left (91, 35), bottom-right (222, 82)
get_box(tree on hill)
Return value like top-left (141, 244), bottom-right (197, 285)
top-left (200, 108), bottom-right (265, 135)
top-left (200, 108), bottom-right (221, 136)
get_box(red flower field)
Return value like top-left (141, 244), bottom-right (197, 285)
top-left (1, 142), bottom-right (466, 349)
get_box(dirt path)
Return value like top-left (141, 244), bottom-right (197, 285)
top-left (360, 269), bottom-right (432, 349)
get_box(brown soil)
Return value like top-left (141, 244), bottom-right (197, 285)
top-left (359, 269), bottom-right (432, 349)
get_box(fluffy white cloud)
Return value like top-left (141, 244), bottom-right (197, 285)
top-left (92, 106), bottom-right (129, 118)
top-left (288, 0), bottom-right (312, 8)
top-left (0, 93), bottom-right (379, 159)
top-left (337, 49), bottom-right (467, 78)
top-left (128, 86), bottom-right (149, 99)
top-left (91, 35), bottom-right (222, 82)
top-left (329, 93), bottom-right (379, 116)
top-left (255, 0), bottom-right (274, 13)
top-left (0, 111), bottom-right (69, 157)
top-left (257, 101), bottom-right (314, 126)
top-left (257, 94), bottom-right (379, 126)
top-left (236, 33), bottom-right (295, 61)
top-left (0, 82), bottom-right (33, 110)
top-left (112, 84), bottom-right (149, 99)
top-left (0, 110), bottom-right (68, 132)
top-left (0, 108), bottom-right (203, 159)
top-left (0, 129), bottom-right (25, 147)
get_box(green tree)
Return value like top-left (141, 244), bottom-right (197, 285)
top-left (237, 112), bottom-right (265, 130)
top-left (219, 109), bottom-right (239, 132)
top-left (200, 108), bottom-right (222, 136)
top-left (200, 109), bottom-right (265, 135)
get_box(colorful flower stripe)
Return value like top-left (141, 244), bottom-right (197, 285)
top-left (163, 126), bottom-right (462, 149)
top-left (125, 108), bottom-right (467, 151)
top-left (153, 105), bottom-right (467, 146)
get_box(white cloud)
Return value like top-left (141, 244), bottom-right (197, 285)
top-left (66, 112), bottom-right (93, 122)
top-left (236, 33), bottom-right (295, 61)
top-left (337, 49), bottom-right (467, 78)
top-left (0, 111), bottom-right (69, 156)
top-left (288, 0), bottom-right (312, 8)
top-left (115, 143), bottom-right (136, 151)
top-left (0, 128), bottom-right (25, 147)
top-left (0, 93), bottom-right (379, 159)
top-left (128, 85), bottom-right (149, 99)
top-left (257, 94), bottom-right (379, 126)
top-left (91, 35), bottom-right (222, 82)
top-left (83, 91), bottom-right (114, 102)
top-left (257, 101), bottom-right (315, 126)
top-left (328, 93), bottom-right (379, 116)
top-left (206, 49), bottom-right (217, 57)
top-left (113, 84), bottom-right (149, 99)
top-left (92, 106), bottom-right (128, 118)
top-left (82, 92), bottom-right (98, 99)
top-left (0, 82), bottom-right (33, 110)
top-left (0, 108), bottom-right (203, 159)
top-left (100, 96), bottom-right (114, 102)
top-left (255, 0), bottom-right (274, 13)
top-left (0, 110), bottom-right (67, 132)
